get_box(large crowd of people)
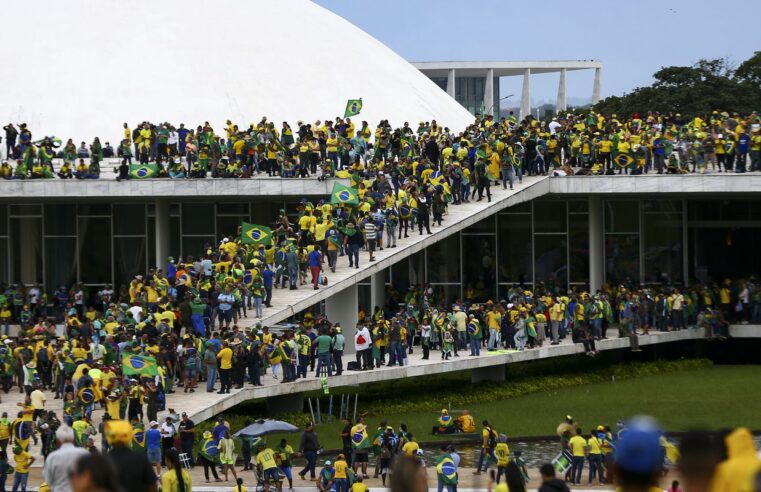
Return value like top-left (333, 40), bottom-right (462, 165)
top-left (1, 110), bottom-right (760, 180)
top-left (0, 110), bottom-right (759, 491)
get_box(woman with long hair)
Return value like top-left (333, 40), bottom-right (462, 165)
top-left (161, 448), bottom-right (192, 492)
top-left (219, 430), bottom-right (239, 482)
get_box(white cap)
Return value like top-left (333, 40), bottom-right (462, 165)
top-left (150, 420), bottom-right (158, 427)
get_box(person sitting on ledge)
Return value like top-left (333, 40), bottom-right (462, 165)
top-left (432, 409), bottom-right (455, 435)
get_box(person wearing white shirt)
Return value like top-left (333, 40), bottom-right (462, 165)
top-left (354, 324), bottom-right (372, 370)
top-left (160, 417), bottom-right (177, 457)
top-left (43, 426), bottom-right (89, 492)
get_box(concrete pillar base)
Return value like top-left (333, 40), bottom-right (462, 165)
top-left (266, 393), bottom-right (305, 414)
top-left (471, 365), bottom-right (506, 383)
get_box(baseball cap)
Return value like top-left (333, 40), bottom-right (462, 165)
top-left (614, 417), bottom-right (665, 474)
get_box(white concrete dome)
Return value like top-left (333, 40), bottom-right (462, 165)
top-left (1, 0), bottom-right (474, 143)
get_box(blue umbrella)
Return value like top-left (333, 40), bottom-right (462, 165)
top-left (234, 419), bottom-right (299, 437)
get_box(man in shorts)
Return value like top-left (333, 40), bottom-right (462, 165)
top-left (145, 420), bottom-right (162, 477)
top-left (257, 444), bottom-right (282, 492)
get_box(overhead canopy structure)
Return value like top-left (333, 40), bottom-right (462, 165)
top-left (0, 0), bottom-right (474, 144)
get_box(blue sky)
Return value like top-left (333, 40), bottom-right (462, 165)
top-left (315, 0), bottom-right (759, 107)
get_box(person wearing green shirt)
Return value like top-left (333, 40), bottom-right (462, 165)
top-left (314, 332), bottom-right (333, 377)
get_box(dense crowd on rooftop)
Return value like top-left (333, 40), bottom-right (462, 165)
top-left (2, 110), bottom-right (760, 180)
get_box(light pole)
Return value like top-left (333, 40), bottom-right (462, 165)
top-left (486, 94), bottom-right (514, 117)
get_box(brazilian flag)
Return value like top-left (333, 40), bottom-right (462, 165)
top-left (614, 153), bottom-right (634, 169)
top-left (344, 98), bottom-right (363, 118)
top-left (331, 182), bottom-right (359, 206)
top-left (351, 424), bottom-right (371, 450)
top-left (436, 455), bottom-right (458, 485)
top-left (241, 222), bottom-right (273, 246)
top-left (467, 320), bottom-right (480, 338)
top-left (200, 438), bottom-right (220, 462)
top-left (78, 387), bottom-right (95, 405)
top-left (132, 423), bottom-right (146, 452)
top-left (121, 353), bottom-right (159, 377)
top-left (129, 163), bottom-right (159, 179)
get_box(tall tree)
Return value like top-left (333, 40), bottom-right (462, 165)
top-left (594, 55), bottom-right (761, 118)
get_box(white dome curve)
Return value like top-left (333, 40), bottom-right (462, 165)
top-left (0, 0), bottom-right (474, 143)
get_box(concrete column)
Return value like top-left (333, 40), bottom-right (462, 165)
top-left (446, 68), bottom-right (456, 98)
top-left (589, 196), bottom-right (604, 293)
top-left (520, 68), bottom-right (531, 121)
top-left (325, 284), bottom-right (358, 355)
top-left (19, 219), bottom-right (40, 284)
top-left (556, 68), bottom-right (567, 113)
top-left (484, 68), bottom-right (494, 118)
top-left (472, 365), bottom-right (506, 383)
top-left (266, 393), bottom-right (304, 414)
top-left (370, 271), bottom-right (386, 313)
top-left (592, 67), bottom-right (601, 104)
top-left (155, 198), bottom-right (170, 269)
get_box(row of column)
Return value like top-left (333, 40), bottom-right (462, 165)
top-left (444, 67), bottom-right (602, 120)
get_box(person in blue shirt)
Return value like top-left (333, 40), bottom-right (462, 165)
top-left (146, 420), bottom-right (162, 477)
top-left (263, 264), bottom-right (275, 307)
top-left (308, 246), bottom-right (323, 290)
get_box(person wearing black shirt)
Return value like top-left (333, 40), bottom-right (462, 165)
top-left (178, 412), bottom-right (195, 467)
top-left (416, 193), bottom-right (431, 235)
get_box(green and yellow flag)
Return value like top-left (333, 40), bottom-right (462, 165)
top-left (344, 98), bottom-right (363, 118)
top-left (331, 182), bottom-right (359, 206)
top-left (129, 163), bottom-right (159, 179)
top-left (241, 222), bottom-right (273, 245)
top-left (121, 353), bottom-right (159, 377)
top-left (614, 153), bottom-right (634, 169)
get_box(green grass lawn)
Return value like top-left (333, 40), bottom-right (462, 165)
top-left (272, 365), bottom-right (761, 450)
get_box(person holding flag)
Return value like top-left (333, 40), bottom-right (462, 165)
top-left (435, 446), bottom-right (459, 492)
top-left (350, 417), bottom-right (371, 476)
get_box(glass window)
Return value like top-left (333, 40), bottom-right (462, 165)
top-left (464, 215), bottom-right (495, 234)
top-left (0, 205), bottom-right (7, 236)
top-left (534, 234), bottom-right (568, 291)
top-left (44, 204), bottom-right (76, 236)
top-left (533, 200), bottom-right (566, 233)
top-left (217, 203), bottom-right (249, 215)
top-left (605, 235), bottom-right (639, 285)
top-left (45, 237), bottom-right (77, 291)
top-left (170, 217), bottom-right (181, 261)
top-left (426, 234), bottom-right (460, 283)
top-left (357, 284), bottom-right (371, 314)
top-left (113, 204), bottom-right (146, 236)
top-left (605, 200), bottom-right (639, 233)
top-left (689, 226), bottom-right (761, 281)
top-left (77, 204), bottom-right (111, 216)
top-left (642, 200), bottom-right (681, 213)
top-left (391, 251), bottom-right (425, 294)
top-left (252, 200), bottom-right (283, 226)
top-left (182, 236), bottom-right (215, 259)
top-left (462, 235), bottom-right (495, 302)
top-left (429, 285), bottom-right (462, 306)
top-left (569, 214), bottom-right (589, 284)
top-left (0, 238), bottom-right (8, 284)
top-left (643, 214), bottom-right (683, 284)
top-left (181, 203), bottom-right (215, 235)
top-left (568, 200), bottom-right (589, 214)
top-left (9, 204), bottom-right (41, 216)
top-left (78, 217), bottom-right (112, 284)
top-left (114, 237), bottom-right (146, 289)
top-left (503, 201), bottom-right (531, 213)
top-left (11, 218), bottom-right (43, 284)
top-left (217, 216), bottom-right (243, 243)
top-left (497, 214), bottom-right (532, 284)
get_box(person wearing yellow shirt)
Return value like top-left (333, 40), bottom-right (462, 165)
top-left (494, 434), bottom-right (510, 483)
top-left (162, 448), bottom-right (192, 492)
top-left (587, 430), bottom-right (604, 485)
top-left (216, 342), bottom-right (233, 394)
top-left (350, 475), bottom-right (369, 492)
top-left (485, 307), bottom-right (502, 350)
top-left (568, 429), bottom-right (587, 485)
top-left (333, 453), bottom-right (349, 492)
top-left (256, 446), bottom-right (281, 492)
top-left (402, 436), bottom-right (420, 456)
top-left (13, 443), bottom-right (34, 489)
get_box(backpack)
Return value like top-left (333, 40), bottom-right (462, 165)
top-left (37, 347), bottom-right (49, 363)
top-left (487, 427), bottom-right (497, 449)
